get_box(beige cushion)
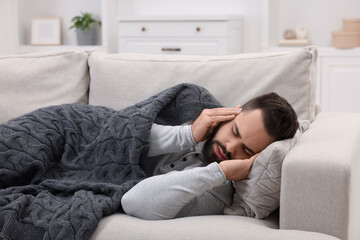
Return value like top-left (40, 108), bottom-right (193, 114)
top-left (0, 51), bottom-right (89, 123)
top-left (88, 47), bottom-right (317, 121)
top-left (224, 120), bottom-right (310, 219)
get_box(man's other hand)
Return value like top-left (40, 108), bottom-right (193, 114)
top-left (219, 154), bottom-right (258, 181)
top-left (191, 107), bottom-right (241, 143)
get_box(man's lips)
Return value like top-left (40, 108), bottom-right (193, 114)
top-left (214, 144), bottom-right (228, 161)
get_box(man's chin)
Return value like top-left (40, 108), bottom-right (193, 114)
top-left (213, 159), bottom-right (222, 164)
top-left (201, 122), bottom-right (225, 164)
top-left (203, 156), bottom-right (221, 165)
top-left (202, 141), bottom-right (222, 165)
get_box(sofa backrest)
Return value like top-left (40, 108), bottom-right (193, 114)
top-left (0, 51), bottom-right (89, 123)
top-left (88, 47), bottom-right (317, 122)
top-left (0, 47), bottom-right (317, 124)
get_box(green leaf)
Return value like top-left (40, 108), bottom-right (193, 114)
top-left (68, 12), bottom-right (101, 31)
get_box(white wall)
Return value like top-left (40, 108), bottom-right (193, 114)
top-left (118, 0), bottom-right (264, 53)
top-left (269, 0), bottom-right (360, 47)
top-left (0, 0), bottom-right (14, 55)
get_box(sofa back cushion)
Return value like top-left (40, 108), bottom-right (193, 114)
top-left (0, 51), bottom-right (89, 124)
top-left (88, 47), bottom-right (317, 121)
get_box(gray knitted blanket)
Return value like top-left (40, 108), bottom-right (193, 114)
top-left (0, 84), bottom-right (222, 240)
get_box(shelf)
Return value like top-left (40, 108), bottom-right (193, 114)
top-left (267, 46), bottom-right (360, 57)
top-left (262, 0), bottom-right (360, 52)
top-left (315, 47), bottom-right (360, 57)
top-left (11, 0), bottom-right (119, 54)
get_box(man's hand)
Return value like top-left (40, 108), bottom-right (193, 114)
top-left (191, 107), bottom-right (241, 143)
top-left (219, 154), bottom-right (258, 181)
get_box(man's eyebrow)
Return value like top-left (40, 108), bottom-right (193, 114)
top-left (234, 123), bottom-right (256, 155)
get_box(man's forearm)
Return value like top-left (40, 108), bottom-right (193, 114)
top-left (121, 162), bottom-right (229, 220)
top-left (148, 123), bottom-right (196, 157)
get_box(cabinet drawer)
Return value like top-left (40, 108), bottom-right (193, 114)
top-left (118, 38), bottom-right (227, 55)
top-left (118, 21), bottom-right (228, 38)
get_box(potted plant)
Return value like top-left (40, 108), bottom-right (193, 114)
top-left (69, 12), bottom-right (101, 45)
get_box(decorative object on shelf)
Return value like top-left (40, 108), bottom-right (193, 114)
top-left (283, 29), bottom-right (296, 40)
top-left (279, 24), bottom-right (309, 47)
top-left (69, 12), bottom-right (101, 45)
top-left (295, 24), bottom-right (308, 39)
top-left (31, 16), bottom-right (61, 46)
top-left (343, 18), bottom-right (360, 32)
top-left (332, 19), bottom-right (360, 48)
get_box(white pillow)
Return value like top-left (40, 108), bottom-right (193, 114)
top-left (223, 120), bottom-right (310, 219)
top-left (0, 51), bottom-right (89, 123)
top-left (88, 47), bottom-right (317, 122)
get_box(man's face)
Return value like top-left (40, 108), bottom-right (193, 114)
top-left (202, 109), bottom-right (274, 164)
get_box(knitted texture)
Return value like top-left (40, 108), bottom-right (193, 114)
top-left (0, 83), bottom-right (222, 240)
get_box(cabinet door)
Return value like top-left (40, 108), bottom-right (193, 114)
top-left (321, 57), bottom-right (360, 112)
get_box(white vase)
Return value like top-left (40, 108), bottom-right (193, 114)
top-left (295, 25), bottom-right (308, 39)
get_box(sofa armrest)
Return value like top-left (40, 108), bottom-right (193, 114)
top-left (280, 112), bottom-right (360, 240)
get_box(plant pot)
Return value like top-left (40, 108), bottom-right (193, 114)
top-left (76, 28), bottom-right (96, 45)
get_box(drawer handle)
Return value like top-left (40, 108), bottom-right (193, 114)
top-left (196, 27), bottom-right (201, 32)
top-left (162, 48), bottom-right (181, 52)
top-left (141, 27), bottom-right (146, 32)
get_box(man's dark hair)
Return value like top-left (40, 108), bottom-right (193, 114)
top-left (242, 92), bottom-right (299, 141)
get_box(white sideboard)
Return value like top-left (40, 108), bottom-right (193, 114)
top-left (318, 48), bottom-right (360, 113)
top-left (118, 15), bottom-right (242, 55)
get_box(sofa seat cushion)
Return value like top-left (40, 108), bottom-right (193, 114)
top-left (88, 47), bottom-right (317, 121)
top-left (90, 213), bottom-right (339, 240)
top-left (0, 51), bottom-right (89, 124)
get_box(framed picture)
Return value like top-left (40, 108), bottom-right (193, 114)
top-left (31, 17), bottom-right (61, 45)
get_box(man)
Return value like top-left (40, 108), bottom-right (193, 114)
top-left (121, 92), bottom-right (299, 220)
top-left (0, 85), bottom-right (298, 238)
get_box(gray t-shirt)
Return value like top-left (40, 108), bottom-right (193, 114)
top-left (121, 124), bottom-right (234, 220)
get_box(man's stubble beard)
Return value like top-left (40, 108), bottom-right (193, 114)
top-left (201, 123), bottom-right (231, 165)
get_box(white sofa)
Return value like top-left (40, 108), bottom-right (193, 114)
top-left (0, 47), bottom-right (359, 240)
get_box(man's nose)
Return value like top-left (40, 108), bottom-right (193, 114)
top-left (226, 139), bottom-right (241, 158)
